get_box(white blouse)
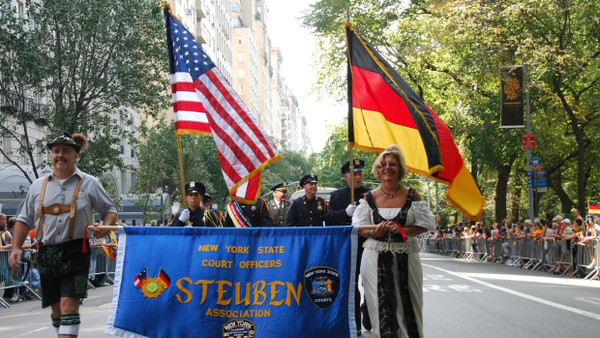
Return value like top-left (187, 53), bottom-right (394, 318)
top-left (352, 198), bottom-right (436, 254)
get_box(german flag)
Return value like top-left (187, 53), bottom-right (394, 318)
top-left (588, 202), bottom-right (600, 214)
top-left (345, 24), bottom-right (485, 220)
top-left (158, 267), bottom-right (171, 288)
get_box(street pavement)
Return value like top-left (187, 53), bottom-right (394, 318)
top-left (2, 253), bottom-right (599, 337)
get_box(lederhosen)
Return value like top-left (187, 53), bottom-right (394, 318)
top-left (365, 188), bottom-right (420, 338)
top-left (37, 174), bottom-right (90, 306)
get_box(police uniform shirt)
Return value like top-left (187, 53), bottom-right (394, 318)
top-left (284, 195), bottom-right (327, 227)
top-left (204, 209), bottom-right (225, 227)
top-left (325, 186), bottom-right (371, 226)
top-left (172, 207), bottom-right (206, 227)
top-left (225, 198), bottom-right (274, 227)
top-left (16, 167), bottom-right (117, 245)
top-left (267, 199), bottom-right (291, 226)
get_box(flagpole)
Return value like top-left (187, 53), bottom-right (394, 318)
top-left (346, 8), bottom-right (354, 204)
top-left (177, 135), bottom-right (188, 209)
top-left (349, 147), bottom-right (355, 204)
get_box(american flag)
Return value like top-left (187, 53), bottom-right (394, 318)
top-left (164, 7), bottom-right (281, 203)
top-left (133, 267), bottom-right (147, 289)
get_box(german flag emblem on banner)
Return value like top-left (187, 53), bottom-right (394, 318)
top-left (345, 23), bottom-right (485, 220)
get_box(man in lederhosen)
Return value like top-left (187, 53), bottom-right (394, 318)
top-left (267, 182), bottom-right (291, 226)
top-left (9, 132), bottom-right (117, 337)
top-left (284, 174), bottom-right (327, 227)
top-left (172, 181), bottom-right (206, 227)
top-left (325, 159), bottom-right (372, 333)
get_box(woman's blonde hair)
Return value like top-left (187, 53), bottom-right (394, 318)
top-left (371, 144), bottom-right (407, 181)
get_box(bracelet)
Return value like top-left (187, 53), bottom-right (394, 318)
top-left (367, 230), bottom-right (372, 238)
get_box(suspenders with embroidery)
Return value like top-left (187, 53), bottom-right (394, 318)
top-left (37, 174), bottom-right (86, 241)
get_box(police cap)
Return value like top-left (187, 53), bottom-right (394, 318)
top-left (341, 159), bottom-right (365, 174)
top-left (300, 174), bottom-right (318, 187)
top-left (203, 193), bottom-right (213, 202)
top-left (271, 182), bottom-right (288, 192)
top-left (185, 181), bottom-right (205, 195)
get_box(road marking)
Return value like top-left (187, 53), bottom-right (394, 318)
top-left (575, 297), bottom-right (600, 306)
top-left (14, 327), bottom-right (49, 337)
top-left (422, 263), bottom-right (600, 321)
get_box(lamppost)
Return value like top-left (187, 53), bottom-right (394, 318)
top-left (161, 186), bottom-right (168, 226)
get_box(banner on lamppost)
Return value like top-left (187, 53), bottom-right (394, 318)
top-left (500, 66), bottom-right (524, 128)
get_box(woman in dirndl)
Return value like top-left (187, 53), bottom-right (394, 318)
top-left (353, 145), bottom-right (435, 337)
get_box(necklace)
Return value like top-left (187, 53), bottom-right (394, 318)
top-left (380, 185), bottom-right (401, 198)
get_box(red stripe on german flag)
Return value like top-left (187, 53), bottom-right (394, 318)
top-left (589, 202), bottom-right (600, 214)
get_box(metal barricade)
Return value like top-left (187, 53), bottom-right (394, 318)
top-left (474, 238), bottom-right (488, 261)
top-left (0, 250), bottom-right (41, 308)
top-left (88, 245), bottom-right (117, 289)
top-left (584, 240), bottom-right (599, 280)
top-left (417, 236), bottom-right (599, 281)
top-left (553, 238), bottom-right (574, 276)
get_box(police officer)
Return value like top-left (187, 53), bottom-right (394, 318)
top-left (326, 159), bottom-right (371, 225)
top-left (172, 181), bottom-right (206, 227)
top-left (267, 182), bottom-right (291, 226)
top-left (203, 193), bottom-right (225, 227)
top-left (225, 197), bottom-right (273, 227)
top-left (325, 159), bottom-right (372, 332)
top-left (284, 174), bottom-right (327, 227)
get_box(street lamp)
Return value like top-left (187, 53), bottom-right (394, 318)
top-left (161, 186), bottom-right (168, 226)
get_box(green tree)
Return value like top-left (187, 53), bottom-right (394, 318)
top-left (133, 122), bottom-right (226, 217)
top-left (0, 0), bottom-right (169, 182)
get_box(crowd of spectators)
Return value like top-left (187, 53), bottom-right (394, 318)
top-left (420, 209), bottom-right (600, 279)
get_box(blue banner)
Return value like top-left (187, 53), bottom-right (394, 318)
top-left (106, 226), bottom-right (357, 337)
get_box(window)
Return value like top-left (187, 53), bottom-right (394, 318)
top-left (120, 145), bottom-right (124, 154)
top-left (121, 170), bottom-right (127, 195)
top-left (238, 52), bottom-right (243, 62)
top-left (131, 172), bottom-right (136, 191)
top-left (130, 148), bottom-right (134, 158)
top-left (238, 69), bottom-right (244, 78)
top-left (17, 1), bottom-right (24, 18)
top-left (2, 135), bottom-right (12, 163)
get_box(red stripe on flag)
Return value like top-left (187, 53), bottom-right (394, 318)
top-left (173, 101), bottom-right (205, 113)
top-left (171, 81), bottom-right (196, 93)
top-left (351, 66), bottom-right (418, 128)
top-left (175, 121), bottom-right (211, 133)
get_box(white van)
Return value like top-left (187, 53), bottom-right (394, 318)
top-left (290, 187), bottom-right (337, 202)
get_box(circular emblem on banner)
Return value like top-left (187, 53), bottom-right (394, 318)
top-left (304, 266), bottom-right (340, 310)
top-left (222, 319), bottom-right (255, 338)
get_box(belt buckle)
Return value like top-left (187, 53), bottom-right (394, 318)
top-left (52, 206), bottom-right (61, 215)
